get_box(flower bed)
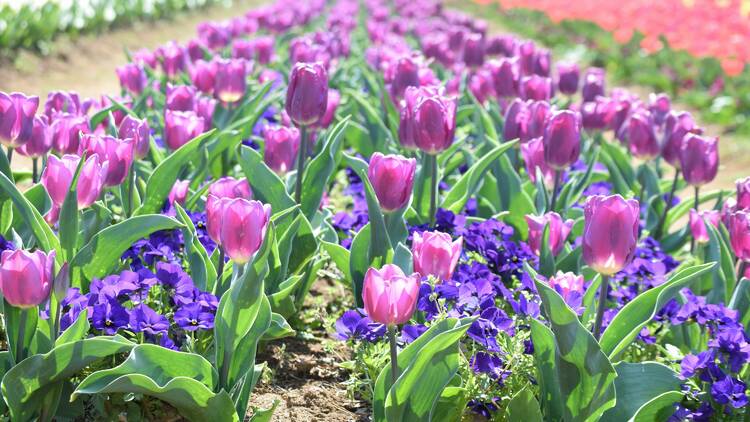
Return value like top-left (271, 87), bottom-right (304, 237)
top-left (0, 0), bottom-right (749, 420)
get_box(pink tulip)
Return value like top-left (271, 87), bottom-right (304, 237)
top-left (168, 180), bottom-right (190, 206)
top-left (0, 92), bottom-right (39, 148)
top-left (191, 60), bottom-right (218, 95)
top-left (521, 137), bottom-right (555, 186)
top-left (368, 152), bottom-right (416, 212)
top-left (0, 249), bottom-right (56, 308)
top-left (689, 209), bottom-right (721, 244)
top-left (736, 177), bottom-right (750, 210)
top-left (315, 89), bottom-right (340, 129)
top-left (50, 113), bottom-right (89, 155)
top-left (118, 115), bottom-right (151, 159)
top-left (525, 212), bottom-right (573, 256)
top-left (582, 195), bottom-right (640, 275)
top-left (662, 111), bottom-right (699, 168)
top-left (728, 211), bottom-right (750, 261)
top-left (158, 41), bottom-right (188, 78)
top-left (411, 231), bottom-right (463, 281)
top-left (44, 91), bottom-right (80, 118)
top-left (543, 110), bottom-right (581, 170)
top-left (219, 199), bottom-right (272, 264)
top-left (285, 62), bottom-right (329, 126)
top-left (16, 116), bottom-right (52, 158)
top-left (164, 110), bottom-right (205, 150)
top-left (387, 55), bottom-right (421, 101)
top-left (363, 264), bottom-right (420, 326)
top-left (41, 154), bottom-right (106, 208)
top-left (263, 125), bottom-right (300, 174)
top-left (548, 271), bottom-right (585, 302)
top-left (503, 98), bottom-right (530, 142)
top-left (115, 63), bottom-right (147, 95)
top-left (412, 88), bottom-right (457, 155)
top-left (166, 84), bottom-right (197, 112)
top-left (489, 57), bottom-right (520, 98)
top-left (214, 59), bottom-right (248, 104)
top-left (195, 96), bottom-right (217, 132)
top-left (209, 177), bottom-right (252, 200)
top-left (679, 134), bottom-right (719, 187)
top-left (520, 75), bottom-right (552, 101)
top-left (79, 134), bottom-right (134, 187)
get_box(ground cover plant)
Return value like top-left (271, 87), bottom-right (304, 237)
top-left (0, 0), bottom-right (749, 420)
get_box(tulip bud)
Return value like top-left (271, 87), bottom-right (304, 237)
top-left (315, 89), bottom-right (340, 129)
top-left (736, 177), bottom-right (750, 210)
top-left (133, 48), bottom-right (158, 69)
top-left (219, 199), bottom-right (272, 264)
top-left (679, 134), bottom-right (719, 187)
top-left (362, 264), bottom-right (420, 326)
top-left (44, 91), bottom-right (80, 118)
top-left (191, 60), bottom-right (218, 95)
top-left (42, 154), bottom-right (106, 208)
top-left (582, 195), bottom-right (640, 275)
top-left (52, 262), bottom-right (70, 303)
top-left (367, 152), bottom-right (416, 212)
top-left (548, 271), bottom-right (585, 305)
top-left (543, 110), bottom-right (581, 170)
top-left (252, 37), bottom-right (275, 64)
top-left (729, 211), bottom-right (750, 261)
top-left (525, 212), bottom-right (573, 256)
top-left (503, 98), bottom-right (529, 142)
top-left (527, 100), bottom-right (550, 140)
top-left (689, 209), bottom-right (721, 244)
top-left (158, 41), bottom-right (188, 78)
top-left (557, 62), bottom-right (579, 95)
top-left (118, 116), bottom-right (151, 159)
top-left (521, 137), bottom-right (555, 186)
top-left (411, 231), bottom-right (462, 281)
top-left (648, 93), bottom-right (671, 127)
top-left (622, 111), bottom-right (659, 159)
top-left (469, 70), bottom-right (495, 105)
top-left (388, 55), bottom-right (421, 101)
top-left (214, 59), bottom-right (248, 104)
top-left (520, 75), bottom-right (552, 101)
top-left (166, 84), bottom-right (196, 112)
top-left (195, 96), bottom-right (217, 132)
top-left (164, 110), bottom-right (205, 150)
top-left (232, 39), bottom-right (254, 60)
top-left (285, 62), bottom-right (329, 127)
top-left (518, 40), bottom-right (536, 74)
top-left (0, 249), bottom-right (56, 308)
top-left (398, 86), bottom-right (420, 149)
top-left (412, 89), bottom-right (457, 154)
top-left (489, 58), bottom-right (519, 98)
top-left (581, 97), bottom-right (616, 131)
top-left (209, 176), bottom-right (252, 200)
top-left (662, 111), bottom-right (699, 168)
top-left (462, 33), bottom-right (485, 67)
top-left (0, 92), bottom-right (39, 148)
top-left (533, 48), bottom-right (551, 76)
top-left (16, 116), bottom-right (52, 158)
top-left (582, 67), bottom-right (606, 102)
top-left (168, 180), bottom-right (190, 206)
top-left (263, 125), bottom-right (300, 174)
top-left (115, 63), bottom-right (147, 95)
top-left (79, 134), bottom-right (134, 187)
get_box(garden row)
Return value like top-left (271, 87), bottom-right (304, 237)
top-left (0, 0), bottom-right (749, 420)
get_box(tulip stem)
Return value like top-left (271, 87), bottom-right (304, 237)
top-left (6, 146), bottom-right (12, 167)
top-left (549, 170), bottom-right (561, 211)
top-left (126, 165), bottom-right (135, 217)
top-left (294, 126), bottom-right (308, 204)
top-left (654, 169), bottom-right (680, 239)
top-left (428, 154), bottom-right (438, 225)
top-left (593, 274), bottom-right (609, 340)
top-left (32, 158), bottom-right (38, 183)
top-left (690, 186), bottom-right (700, 253)
top-left (387, 325), bottom-right (399, 385)
top-left (737, 260), bottom-right (747, 281)
top-left (216, 247), bottom-right (226, 293)
top-left (15, 308), bottom-right (27, 363)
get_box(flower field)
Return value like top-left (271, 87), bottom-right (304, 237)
top-left (0, 0), bottom-right (749, 420)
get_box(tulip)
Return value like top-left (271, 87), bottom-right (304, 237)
top-left (368, 152), bottom-right (416, 212)
top-left (190, 60), bottom-right (218, 94)
top-left (263, 125), bottom-right (300, 174)
top-left (662, 111), bottom-right (699, 168)
top-left (252, 36), bottom-right (274, 64)
top-left (520, 75), bottom-right (552, 101)
top-left (469, 70), bottom-right (495, 105)
top-left (398, 86), bottom-right (421, 149)
top-left (164, 110), bottom-right (205, 150)
top-left (527, 100), bottom-right (550, 140)
top-left (462, 33), bottom-right (485, 67)
top-left (518, 40), bottom-right (536, 74)
top-left (622, 111), bottom-right (659, 159)
top-left (98, 96), bottom-right (131, 128)
top-left (50, 113), bottom-right (89, 155)
top-left (315, 89), bottom-right (340, 129)
top-left (232, 39), bottom-right (254, 60)
top-left (489, 58), bottom-right (519, 98)
top-left (41, 154), bottom-right (106, 208)
top-left (580, 97), bottom-right (616, 131)
top-left (503, 98), bottom-right (529, 142)
top-left (79, 134), bottom-right (134, 187)
top-left (209, 176), bottom-right (252, 200)
top-left (285, 62), bottom-right (329, 127)
top-left (115, 63), bottom-right (147, 95)
top-left (165, 84), bottom-right (196, 112)
top-left (44, 91), bottom-right (80, 118)
top-left (548, 271), bottom-right (585, 309)
top-left (582, 67), bottom-right (606, 102)
top-left (689, 209), bottom-right (721, 244)
top-left (214, 59), bottom-right (248, 104)
top-left (737, 177), bottom-right (750, 210)
top-left (16, 116), bottom-right (52, 159)
top-left (195, 96), bottom-right (217, 132)
top-left (521, 137), bottom-right (555, 186)
top-left (679, 134), bottom-right (718, 187)
top-left (388, 55), bottom-right (421, 101)
top-left (118, 116), bottom-right (151, 159)
top-left (0, 92), bottom-right (39, 148)
top-left (557, 62), bottom-right (579, 95)
top-left (648, 93), bottom-right (671, 127)
top-left (543, 110), bottom-right (581, 171)
top-left (729, 211), bottom-right (750, 261)
top-left (186, 39), bottom-right (207, 63)
top-left (158, 41), bottom-right (188, 78)
top-left (219, 198), bottom-right (272, 264)
top-left (533, 48), bottom-right (551, 76)
top-left (412, 89), bottom-right (457, 154)
top-left (133, 48), bottom-right (158, 69)
top-left (411, 231), bottom-right (462, 281)
top-left (0, 249), bottom-right (56, 309)
top-left (525, 212), bottom-right (573, 256)
top-left (168, 180), bottom-right (190, 206)
top-left (362, 264), bottom-right (420, 326)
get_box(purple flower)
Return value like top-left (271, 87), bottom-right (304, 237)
top-left (334, 309), bottom-right (386, 342)
top-left (174, 303), bottom-right (215, 331)
top-left (90, 271), bottom-right (140, 300)
top-left (470, 352), bottom-right (507, 385)
top-left (91, 299), bottom-right (130, 335)
top-left (680, 350), bottom-right (715, 378)
top-left (401, 324), bottom-right (428, 344)
top-left (129, 304), bottom-right (170, 336)
top-left (711, 377), bottom-right (748, 408)
top-left (60, 287), bottom-right (89, 330)
top-left (707, 328), bottom-right (750, 373)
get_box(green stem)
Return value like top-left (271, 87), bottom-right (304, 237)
top-left (126, 164), bottom-right (135, 217)
top-left (294, 126), bottom-right (309, 204)
top-left (738, 260), bottom-right (747, 281)
top-left (387, 325), bottom-right (399, 385)
top-left (428, 153), bottom-right (438, 225)
top-left (216, 247), bottom-right (226, 292)
top-left (15, 308), bottom-right (27, 363)
top-left (32, 158), bottom-right (38, 183)
top-left (593, 275), bottom-right (610, 340)
top-left (654, 169), bottom-right (680, 239)
top-left (549, 170), bottom-right (561, 211)
top-left (690, 186), bottom-right (700, 253)
top-left (6, 146), bottom-right (13, 167)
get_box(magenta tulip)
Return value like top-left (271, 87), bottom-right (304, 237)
top-left (679, 134), bottom-right (719, 187)
top-left (582, 67), bottom-right (606, 102)
top-left (44, 91), bottom-right (80, 118)
top-left (462, 33), bottom-right (485, 67)
top-left (518, 40), bottom-right (536, 74)
top-left (133, 48), bottom-right (158, 69)
top-left (0, 92), bottom-right (39, 148)
top-left (164, 110), bottom-right (205, 150)
top-left (206, 195), bottom-right (231, 245)
top-left (195, 96), bottom-right (217, 132)
top-left (362, 264), bottom-right (420, 326)
top-left (503, 98), bottom-right (529, 142)
top-left (115, 63), bottom-right (147, 95)
top-left (412, 88), bottom-right (457, 154)
top-left (232, 39), bottom-right (254, 60)
top-left (41, 154), bottom-right (106, 208)
top-left (543, 110), bottom-right (581, 170)
top-left (729, 211), bottom-right (750, 261)
top-left (166, 84), bottom-right (197, 112)
top-left (689, 209), bottom-right (721, 244)
top-left (368, 152), bottom-right (416, 212)
top-left (533, 48), bottom-right (551, 76)
top-left (521, 137), bottom-right (555, 186)
top-left (252, 36), bottom-right (274, 64)
top-left (315, 89), bottom-right (340, 129)
top-left (527, 100), bottom-right (550, 140)
top-left (209, 176), bottom-right (252, 200)
top-left (79, 134), bottom-right (134, 187)
top-left (158, 41), bottom-right (188, 78)
top-left (16, 116), bottom-right (52, 158)
top-left (623, 111), bottom-right (660, 159)
top-left (520, 75), bottom-right (552, 101)
top-left (118, 115), bottom-right (151, 159)
top-left (219, 199), bottom-right (272, 264)
top-left (191, 60), bottom-right (218, 94)
top-left (648, 93), bottom-right (671, 127)
top-left (214, 59), bottom-right (248, 104)
top-left (662, 111), bottom-right (700, 168)
top-left (263, 125), bottom-right (300, 174)
top-left (411, 231), bottom-right (463, 281)
top-left (0, 249), bottom-right (56, 308)
top-left (582, 195), bottom-right (640, 275)
top-left (525, 212), bottom-right (573, 256)
top-left (557, 62), bottom-right (579, 95)
top-left (581, 97), bottom-right (617, 131)
top-left (489, 57), bottom-right (519, 98)
top-left (548, 271), bottom-right (585, 303)
top-left (398, 86), bottom-right (421, 149)
top-left (737, 177), bottom-right (750, 209)
top-left (388, 55), bottom-right (421, 101)
top-left (168, 180), bottom-right (190, 206)
top-left (50, 113), bottom-right (90, 155)
top-left (285, 62), bottom-right (329, 127)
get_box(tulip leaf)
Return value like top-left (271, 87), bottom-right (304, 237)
top-left (239, 145), bottom-right (296, 214)
top-left (599, 262), bottom-right (715, 359)
top-left (631, 391), bottom-right (685, 422)
top-left (74, 344), bottom-right (238, 422)
top-left (506, 384), bottom-right (543, 422)
top-left (55, 308), bottom-right (90, 346)
top-left (600, 362), bottom-right (681, 422)
top-left (59, 153), bottom-right (86, 261)
top-left (0, 172), bottom-right (59, 254)
top-left (1, 335), bottom-right (134, 421)
top-left (663, 189), bottom-right (727, 232)
top-left (344, 88), bottom-right (395, 145)
top-left (729, 278), bottom-right (750, 328)
top-left (174, 203), bottom-right (217, 292)
top-left (300, 116), bottom-right (350, 219)
top-left (71, 214), bottom-right (183, 283)
top-left (372, 317), bottom-right (475, 422)
top-left (134, 129), bottom-right (216, 215)
top-left (262, 312), bottom-right (295, 341)
top-left (321, 239), bottom-right (350, 279)
top-left (702, 222), bottom-right (736, 304)
top-left (268, 275), bottom-right (303, 317)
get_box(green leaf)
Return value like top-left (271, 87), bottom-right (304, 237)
top-left (300, 116), bottom-right (349, 219)
top-left (1, 335), bottom-right (134, 421)
top-left (55, 308), bottom-right (90, 346)
top-left (174, 204), bottom-right (217, 292)
top-left (268, 275), bottom-right (304, 317)
top-left (538, 223), bottom-right (555, 277)
top-left (529, 319), bottom-right (564, 421)
top-left (0, 172), bottom-right (59, 254)
top-left (702, 222), bottom-right (736, 304)
top-left (431, 387), bottom-right (468, 422)
top-left (631, 391), bottom-right (685, 422)
top-left (71, 215), bottom-right (183, 282)
top-left (663, 189), bottom-right (726, 231)
top-left (239, 145), bottom-right (295, 213)
top-left (601, 362), bottom-right (682, 422)
top-left (599, 263), bottom-right (715, 359)
top-left (729, 278), bottom-right (750, 328)
top-left (441, 140), bottom-right (517, 214)
top-left (59, 154), bottom-right (86, 261)
top-left (74, 344), bottom-right (238, 422)
top-left (89, 96), bottom-right (135, 129)
top-left (321, 240), bottom-right (350, 279)
top-left (134, 129), bottom-right (216, 215)
top-left (262, 313), bottom-right (295, 341)
top-left (345, 88), bottom-right (395, 145)
top-left (507, 384), bottom-right (543, 422)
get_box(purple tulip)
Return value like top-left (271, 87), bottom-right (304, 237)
top-left (168, 180), bottom-right (190, 206)
top-left (469, 70), bottom-right (495, 105)
top-left (158, 41), bottom-right (188, 78)
top-left (118, 115), bottom-right (151, 159)
top-left (0, 92), bottom-right (39, 148)
top-left (398, 87), bottom-right (421, 150)
top-left (252, 36), bottom-right (275, 64)
top-left (582, 67), bottom-right (606, 102)
top-left (263, 125), bottom-right (300, 174)
top-left (315, 89), bottom-right (340, 129)
top-left (521, 137), bottom-right (555, 186)
top-left (44, 91), bottom-right (80, 118)
top-left (387, 55), bottom-right (421, 101)
top-left (190, 60), bottom-right (218, 94)
top-left (520, 75), bottom-right (552, 101)
top-left (285, 62), bottom-right (329, 127)
top-left (164, 110), bottom-right (205, 150)
top-left (662, 111), bottom-right (699, 168)
top-left (363, 264), bottom-right (420, 326)
top-left (543, 110), bottom-right (581, 170)
top-left (527, 100), bottom-right (551, 140)
top-left (689, 209), bottom-right (721, 244)
top-left (411, 231), bottom-right (463, 281)
top-left (557, 62), bottom-right (579, 95)
top-left (622, 111), bottom-right (660, 159)
top-left (214, 59), bottom-right (248, 104)
top-left (736, 177), bottom-right (750, 209)
top-left (462, 33), bottom-right (485, 67)
top-left (648, 93), bottom-right (671, 127)
top-left (518, 40), bottom-right (536, 74)
top-left (232, 39), bottom-right (254, 60)
top-left (219, 198), bottom-right (271, 264)
top-left (0, 249), bottom-right (56, 309)
top-left (582, 194), bottom-right (640, 275)
top-left (503, 98), bottom-right (529, 142)
top-left (533, 48), bottom-right (551, 76)
top-left (50, 113), bottom-right (89, 155)
top-left (412, 88), bottom-right (457, 155)
top-left (115, 63), bottom-right (147, 95)
top-left (489, 58), bottom-right (519, 98)
top-left (679, 134), bottom-right (719, 187)
top-left (132, 48), bottom-right (158, 69)
top-left (79, 134), bottom-right (134, 187)
top-left (16, 116), bottom-right (52, 158)
top-left (525, 212), bottom-right (573, 256)
top-left (165, 84), bottom-right (197, 112)
top-left (41, 154), bottom-right (106, 208)
top-left (186, 39), bottom-right (207, 63)
top-left (581, 97), bottom-right (616, 131)
top-left (195, 96), bottom-right (217, 132)
top-left (548, 271), bottom-right (585, 306)
top-left (729, 211), bottom-right (750, 261)
top-left (209, 176), bottom-right (252, 200)
top-left (367, 152), bottom-right (416, 212)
